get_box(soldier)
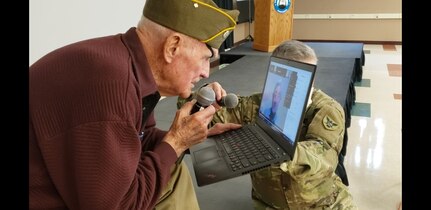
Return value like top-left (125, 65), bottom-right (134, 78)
top-left (178, 40), bottom-right (358, 209)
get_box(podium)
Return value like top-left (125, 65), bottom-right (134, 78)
top-left (253, 0), bottom-right (295, 52)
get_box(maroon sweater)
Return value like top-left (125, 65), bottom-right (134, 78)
top-left (29, 28), bottom-right (178, 210)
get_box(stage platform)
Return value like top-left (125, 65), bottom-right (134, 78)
top-left (220, 41), bottom-right (364, 81)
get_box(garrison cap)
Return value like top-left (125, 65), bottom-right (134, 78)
top-left (143, 0), bottom-right (239, 49)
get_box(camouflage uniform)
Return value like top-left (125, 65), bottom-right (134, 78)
top-left (177, 89), bottom-right (357, 210)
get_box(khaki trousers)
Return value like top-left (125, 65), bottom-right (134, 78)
top-left (154, 161), bottom-right (200, 210)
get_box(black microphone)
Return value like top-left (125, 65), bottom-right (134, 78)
top-left (190, 86), bottom-right (215, 114)
top-left (217, 93), bottom-right (239, 108)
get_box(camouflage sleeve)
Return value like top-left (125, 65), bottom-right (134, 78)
top-left (281, 90), bottom-right (347, 208)
top-left (285, 102), bottom-right (345, 180)
top-left (177, 96), bottom-right (192, 109)
top-left (283, 140), bottom-right (357, 209)
top-left (210, 93), bottom-right (262, 126)
top-left (305, 89), bottom-right (345, 154)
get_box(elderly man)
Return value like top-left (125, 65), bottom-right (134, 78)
top-left (29, 0), bottom-right (241, 209)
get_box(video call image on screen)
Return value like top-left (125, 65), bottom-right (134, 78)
top-left (259, 61), bottom-right (312, 143)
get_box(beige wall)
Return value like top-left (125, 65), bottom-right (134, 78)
top-left (234, 0), bottom-right (401, 43)
top-left (233, 21), bottom-right (255, 44)
top-left (294, 0), bottom-right (401, 14)
top-left (292, 19), bottom-right (401, 42)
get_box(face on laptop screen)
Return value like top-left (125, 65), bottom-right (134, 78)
top-left (259, 58), bottom-right (313, 144)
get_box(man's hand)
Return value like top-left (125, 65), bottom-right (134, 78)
top-left (163, 99), bottom-right (216, 157)
top-left (166, 82), bottom-right (239, 156)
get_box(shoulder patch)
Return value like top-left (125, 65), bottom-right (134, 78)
top-left (323, 115), bottom-right (338, 130)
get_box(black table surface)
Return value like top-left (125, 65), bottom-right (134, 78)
top-left (305, 42), bottom-right (363, 60)
top-left (220, 41), bottom-right (364, 82)
top-left (221, 41), bottom-right (363, 60)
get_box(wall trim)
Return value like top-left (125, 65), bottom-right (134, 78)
top-left (294, 13), bottom-right (402, 20)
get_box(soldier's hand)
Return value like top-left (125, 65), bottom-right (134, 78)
top-left (205, 82), bottom-right (227, 110)
top-left (208, 123), bottom-right (242, 136)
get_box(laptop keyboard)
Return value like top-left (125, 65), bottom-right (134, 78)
top-left (218, 126), bottom-right (280, 171)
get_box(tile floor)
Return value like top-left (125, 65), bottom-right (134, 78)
top-left (347, 44), bottom-right (402, 210)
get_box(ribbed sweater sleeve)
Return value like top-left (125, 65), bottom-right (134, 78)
top-left (37, 120), bottom-right (176, 209)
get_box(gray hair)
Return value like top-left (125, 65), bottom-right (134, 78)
top-left (138, 16), bottom-right (200, 50)
top-left (271, 40), bottom-right (317, 63)
top-left (138, 17), bottom-right (173, 43)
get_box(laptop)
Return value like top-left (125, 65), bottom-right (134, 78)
top-left (189, 56), bottom-right (316, 186)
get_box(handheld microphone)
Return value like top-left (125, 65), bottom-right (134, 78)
top-left (190, 87), bottom-right (239, 114)
top-left (217, 93), bottom-right (239, 108)
top-left (190, 87), bottom-right (215, 114)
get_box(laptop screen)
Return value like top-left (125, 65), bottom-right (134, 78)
top-left (258, 56), bottom-right (315, 147)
